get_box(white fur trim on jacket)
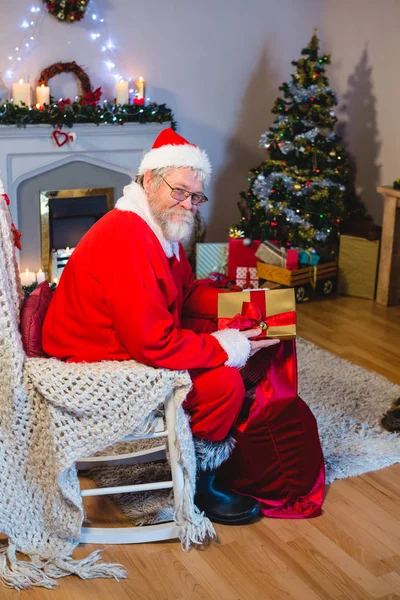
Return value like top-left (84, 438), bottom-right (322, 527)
top-left (115, 181), bottom-right (180, 260)
top-left (138, 144), bottom-right (212, 184)
top-left (211, 329), bottom-right (251, 369)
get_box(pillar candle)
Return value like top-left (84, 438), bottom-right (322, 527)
top-left (135, 77), bottom-right (146, 100)
top-left (36, 269), bottom-right (46, 283)
top-left (116, 80), bottom-right (129, 105)
top-left (20, 269), bottom-right (36, 286)
top-left (12, 79), bottom-right (31, 107)
top-left (36, 84), bottom-right (50, 106)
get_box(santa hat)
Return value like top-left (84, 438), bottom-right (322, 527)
top-left (138, 128), bottom-right (212, 183)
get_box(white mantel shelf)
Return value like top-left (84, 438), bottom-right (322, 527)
top-left (0, 122), bottom-right (168, 228)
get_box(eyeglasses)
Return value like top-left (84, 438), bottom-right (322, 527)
top-left (161, 176), bottom-right (208, 206)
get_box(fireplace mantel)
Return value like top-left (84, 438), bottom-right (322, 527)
top-left (0, 122), bottom-right (168, 228)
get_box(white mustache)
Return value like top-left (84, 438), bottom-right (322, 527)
top-left (168, 209), bottom-right (194, 223)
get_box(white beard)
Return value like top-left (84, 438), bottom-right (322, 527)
top-left (162, 215), bottom-right (194, 242)
top-left (148, 198), bottom-right (195, 243)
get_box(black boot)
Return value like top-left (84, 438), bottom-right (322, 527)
top-left (195, 468), bottom-right (260, 525)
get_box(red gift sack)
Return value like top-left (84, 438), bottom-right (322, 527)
top-left (219, 341), bottom-right (325, 518)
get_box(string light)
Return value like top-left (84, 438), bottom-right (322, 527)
top-left (2, 6), bottom-right (43, 88)
top-left (3, 0), bottom-right (136, 110)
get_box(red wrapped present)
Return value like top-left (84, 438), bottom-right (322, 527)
top-left (228, 239), bottom-right (261, 280)
top-left (218, 288), bottom-right (296, 340)
top-left (286, 249), bottom-right (299, 270)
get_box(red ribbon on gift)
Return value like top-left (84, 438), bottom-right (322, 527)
top-left (219, 294), bottom-right (296, 338)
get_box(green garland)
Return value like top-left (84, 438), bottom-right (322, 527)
top-left (0, 100), bottom-right (177, 130)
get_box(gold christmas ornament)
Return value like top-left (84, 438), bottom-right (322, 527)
top-left (293, 183), bottom-right (302, 191)
top-left (329, 149), bottom-right (336, 157)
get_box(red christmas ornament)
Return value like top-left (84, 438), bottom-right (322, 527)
top-left (133, 98), bottom-right (145, 105)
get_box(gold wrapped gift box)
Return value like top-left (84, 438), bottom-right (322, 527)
top-left (218, 288), bottom-right (296, 340)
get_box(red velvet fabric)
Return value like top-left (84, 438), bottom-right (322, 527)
top-left (186, 316), bottom-right (325, 518)
top-left (219, 341), bottom-right (325, 518)
top-left (20, 282), bottom-right (53, 357)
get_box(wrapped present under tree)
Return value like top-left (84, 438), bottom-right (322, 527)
top-left (196, 243), bottom-right (228, 279)
top-left (235, 267), bottom-right (259, 289)
top-left (227, 238), bottom-right (261, 280)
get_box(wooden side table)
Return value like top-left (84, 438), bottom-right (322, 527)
top-left (376, 186), bottom-right (400, 306)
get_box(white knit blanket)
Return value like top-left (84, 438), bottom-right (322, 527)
top-left (0, 198), bottom-right (215, 590)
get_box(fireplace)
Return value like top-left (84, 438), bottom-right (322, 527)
top-left (0, 122), bottom-right (169, 274)
top-left (40, 187), bottom-right (114, 279)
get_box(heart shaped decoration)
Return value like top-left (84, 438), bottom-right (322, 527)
top-left (52, 130), bottom-right (69, 147)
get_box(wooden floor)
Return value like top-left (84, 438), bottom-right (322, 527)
top-left (3, 296), bottom-right (400, 600)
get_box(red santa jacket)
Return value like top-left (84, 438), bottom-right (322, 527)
top-left (42, 182), bottom-right (250, 370)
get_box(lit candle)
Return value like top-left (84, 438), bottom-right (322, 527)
top-left (12, 79), bottom-right (31, 107)
top-left (53, 277), bottom-right (59, 285)
top-left (135, 76), bottom-right (146, 100)
top-left (36, 83), bottom-right (50, 106)
top-left (36, 269), bottom-right (45, 283)
top-left (20, 269), bottom-right (36, 286)
top-left (116, 80), bottom-right (129, 105)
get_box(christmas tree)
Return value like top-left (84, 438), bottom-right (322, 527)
top-left (232, 31), bottom-right (365, 250)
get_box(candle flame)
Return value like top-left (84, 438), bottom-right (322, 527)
top-left (38, 269), bottom-right (43, 274)
top-left (41, 84), bottom-right (44, 88)
top-left (19, 79), bottom-right (24, 84)
top-left (36, 103), bottom-right (40, 109)
top-left (25, 269), bottom-right (29, 275)
top-left (139, 77), bottom-right (144, 82)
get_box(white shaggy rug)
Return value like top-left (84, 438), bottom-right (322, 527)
top-left (89, 338), bottom-right (400, 523)
top-left (297, 337), bottom-right (400, 483)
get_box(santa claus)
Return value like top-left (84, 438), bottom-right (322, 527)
top-left (43, 128), bottom-right (325, 524)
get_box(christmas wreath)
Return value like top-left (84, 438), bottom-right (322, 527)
top-left (42, 0), bottom-right (90, 23)
top-left (37, 61), bottom-right (101, 105)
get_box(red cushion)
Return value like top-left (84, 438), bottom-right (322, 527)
top-left (20, 281), bottom-right (53, 357)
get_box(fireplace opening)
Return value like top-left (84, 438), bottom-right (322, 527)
top-left (40, 187), bottom-right (114, 280)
